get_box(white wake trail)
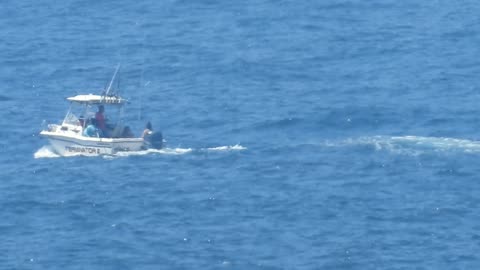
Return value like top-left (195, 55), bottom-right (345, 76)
top-left (34, 144), bottom-right (246, 159)
top-left (204, 144), bottom-right (247, 151)
top-left (331, 136), bottom-right (480, 155)
top-left (33, 146), bottom-right (61, 159)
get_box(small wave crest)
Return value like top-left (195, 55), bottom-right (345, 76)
top-left (0, 95), bottom-right (12, 102)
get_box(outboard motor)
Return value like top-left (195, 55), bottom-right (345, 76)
top-left (144, 131), bottom-right (163, 149)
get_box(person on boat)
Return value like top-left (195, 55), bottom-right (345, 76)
top-left (95, 105), bottom-right (109, 137)
top-left (83, 118), bottom-right (102, 137)
top-left (142, 122), bottom-right (153, 138)
top-left (122, 126), bottom-right (134, 138)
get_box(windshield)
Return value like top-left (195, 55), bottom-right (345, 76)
top-left (62, 103), bottom-right (86, 126)
top-left (62, 102), bottom-right (124, 127)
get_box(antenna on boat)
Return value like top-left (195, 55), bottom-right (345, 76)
top-left (105, 64), bottom-right (121, 96)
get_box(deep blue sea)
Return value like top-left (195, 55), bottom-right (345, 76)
top-left (2, 0), bottom-right (480, 268)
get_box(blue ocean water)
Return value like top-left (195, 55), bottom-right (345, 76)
top-left (2, 0), bottom-right (480, 268)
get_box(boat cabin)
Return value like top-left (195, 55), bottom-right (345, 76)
top-left (62, 94), bottom-right (130, 138)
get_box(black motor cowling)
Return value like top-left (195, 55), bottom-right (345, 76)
top-left (144, 131), bottom-right (163, 149)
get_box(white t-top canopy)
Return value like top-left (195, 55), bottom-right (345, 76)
top-left (66, 94), bottom-right (127, 104)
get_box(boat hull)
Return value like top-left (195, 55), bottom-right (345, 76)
top-left (40, 131), bottom-right (145, 156)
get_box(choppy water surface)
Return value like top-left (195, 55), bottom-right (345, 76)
top-left (2, 0), bottom-right (480, 268)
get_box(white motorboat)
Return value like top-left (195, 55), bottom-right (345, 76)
top-left (40, 69), bottom-right (163, 156)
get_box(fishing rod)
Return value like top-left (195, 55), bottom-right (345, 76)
top-left (105, 63), bottom-right (121, 96)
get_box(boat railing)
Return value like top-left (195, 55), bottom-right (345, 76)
top-left (46, 124), bottom-right (59, 132)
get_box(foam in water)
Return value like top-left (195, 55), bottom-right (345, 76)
top-left (204, 144), bottom-right (247, 151)
top-left (331, 136), bottom-right (480, 155)
top-left (33, 146), bottom-right (60, 159)
top-left (111, 144), bottom-right (245, 157)
top-left (35, 144), bottom-right (246, 159)
top-left (104, 147), bottom-right (193, 159)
